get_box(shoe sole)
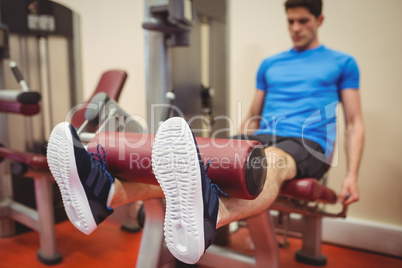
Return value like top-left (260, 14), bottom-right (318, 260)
top-left (152, 117), bottom-right (205, 264)
top-left (47, 122), bottom-right (97, 235)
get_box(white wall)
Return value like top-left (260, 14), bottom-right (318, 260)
top-left (55, 0), bottom-right (402, 228)
top-left (55, 0), bottom-right (147, 119)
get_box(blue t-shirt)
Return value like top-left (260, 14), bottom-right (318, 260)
top-left (254, 45), bottom-right (359, 158)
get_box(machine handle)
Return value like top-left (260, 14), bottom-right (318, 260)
top-left (160, 89), bottom-right (176, 123)
top-left (0, 61), bottom-right (40, 104)
top-left (9, 61), bottom-right (30, 91)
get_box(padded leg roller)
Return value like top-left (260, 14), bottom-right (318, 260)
top-left (88, 132), bottom-right (267, 200)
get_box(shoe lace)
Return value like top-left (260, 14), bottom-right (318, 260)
top-left (90, 144), bottom-right (113, 179)
top-left (204, 160), bottom-right (227, 197)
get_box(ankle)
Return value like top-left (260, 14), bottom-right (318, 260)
top-left (216, 200), bottom-right (230, 228)
top-left (110, 179), bottom-right (125, 208)
top-left (107, 183), bottom-right (115, 208)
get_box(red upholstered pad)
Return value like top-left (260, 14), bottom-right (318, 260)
top-left (280, 178), bottom-right (337, 204)
top-left (0, 147), bottom-right (48, 171)
top-left (317, 183), bottom-right (337, 204)
top-left (88, 132), bottom-right (267, 200)
top-left (0, 101), bottom-right (40, 115)
top-left (94, 70), bottom-right (127, 101)
top-left (70, 70), bottom-right (127, 128)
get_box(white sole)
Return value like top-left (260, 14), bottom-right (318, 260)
top-left (152, 117), bottom-right (205, 264)
top-left (47, 122), bottom-right (97, 235)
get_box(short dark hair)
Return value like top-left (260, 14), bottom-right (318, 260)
top-left (285, 0), bottom-right (322, 17)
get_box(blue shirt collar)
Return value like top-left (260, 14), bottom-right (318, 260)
top-left (290, 44), bottom-right (325, 54)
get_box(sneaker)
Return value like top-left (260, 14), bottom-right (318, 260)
top-left (152, 117), bottom-right (222, 264)
top-left (47, 122), bottom-right (115, 235)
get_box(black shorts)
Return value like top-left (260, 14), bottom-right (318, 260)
top-left (232, 134), bottom-right (329, 180)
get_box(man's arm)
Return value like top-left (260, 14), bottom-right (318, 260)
top-left (239, 90), bottom-right (266, 135)
top-left (338, 89), bottom-right (365, 206)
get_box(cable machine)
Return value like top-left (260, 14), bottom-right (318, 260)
top-left (0, 0), bottom-right (82, 264)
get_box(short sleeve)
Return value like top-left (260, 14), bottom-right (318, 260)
top-left (256, 59), bottom-right (268, 92)
top-left (339, 56), bottom-right (360, 90)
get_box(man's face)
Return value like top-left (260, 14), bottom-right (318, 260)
top-left (286, 7), bottom-right (323, 51)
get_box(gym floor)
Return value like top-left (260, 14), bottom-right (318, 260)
top-left (0, 220), bottom-right (400, 268)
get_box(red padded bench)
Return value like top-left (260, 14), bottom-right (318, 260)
top-left (70, 70), bottom-right (127, 128)
top-left (280, 178), bottom-right (337, 204)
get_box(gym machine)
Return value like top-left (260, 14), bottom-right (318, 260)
top-left (143, 0), bottom-right (228, 135)
top-left (0, 1), bottom-right (348, 266)
top-left (0, 0), bottom-right (82, 264)
top-left (137, 0), bottom-right (347, 267)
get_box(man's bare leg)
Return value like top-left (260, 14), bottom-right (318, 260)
top-left (217, 146), bottom-right (297, 228)
top-left (110, 146), bottom-right (297, 227)
top-left (111, 180), bottom-right (164, 208)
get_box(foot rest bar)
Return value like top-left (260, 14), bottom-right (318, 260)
top-left (9, 200), bottom-right (40, 231)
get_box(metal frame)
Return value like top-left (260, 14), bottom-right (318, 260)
top-left (134, 197), bottom-right (344, 267)
top-left (199, 210), bottom-right (280, 268)
top-left (136, 200), bottom-right (176, 268)
top-left (0, 169), bottom-right (62, 264)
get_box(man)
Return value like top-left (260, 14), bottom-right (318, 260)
top-left (238, 0), bottom-right (364, 208)
top-left (47, 0), bottom-right (364, 265)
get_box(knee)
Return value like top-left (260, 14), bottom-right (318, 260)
top-left (263, 147), bottom-right (296, 175)
top-left (264, 147), bottom-right (289, 166)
